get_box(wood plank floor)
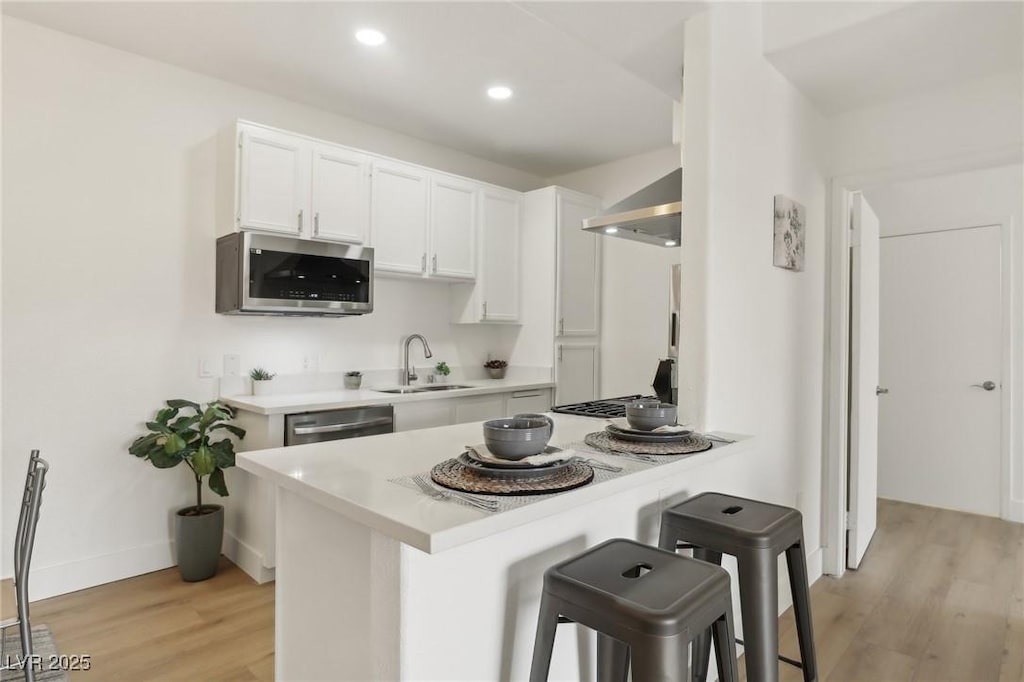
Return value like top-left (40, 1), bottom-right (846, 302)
top-left (2, 499), bottom-right (1021, 681)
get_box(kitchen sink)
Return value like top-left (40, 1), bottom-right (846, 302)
top-left (375, 387), bottom-right (428, 394)
top-left (418, 384), bottom-right (473, 391)
top-left (374, 385), bottom-right (473, 394)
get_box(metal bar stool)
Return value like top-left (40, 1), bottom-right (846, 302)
top-left (529, 538), bottom-right (739, 682)
top-left (659, 492), bottom-right (818, 682)
top-left (1, 450), bottom-right (49, 682)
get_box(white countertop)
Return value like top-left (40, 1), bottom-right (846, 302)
top-left (222, 378), bottom-right (555, 415)
top-left (237, 414), bottom-right (751, 553)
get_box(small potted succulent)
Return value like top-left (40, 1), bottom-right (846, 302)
top-left (249, 367), bottom-right (276, 396)
top-left (434, 361), bottom-right (451, 384)
top-left (484, 359), bottom-right (508, 379)
top-left (344, 371), bottom-right (363, 390)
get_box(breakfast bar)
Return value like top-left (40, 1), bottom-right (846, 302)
top-left (237, 414), bottom-right (752, 681)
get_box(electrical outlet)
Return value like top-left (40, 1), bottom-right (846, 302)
top-left (223, 354), bottom-right (241, 377)
top-left (198, 357), bottom-right (216, 378)
top-left (302, 353), bottom-right (319, 372)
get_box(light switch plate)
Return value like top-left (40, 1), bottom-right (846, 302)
top-left (224, 354), bottom-right (241, 377)
top-left (198, 357), bottom-right (216, 378)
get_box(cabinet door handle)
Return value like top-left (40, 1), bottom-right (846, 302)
top-left (483, 301), bottom-right (488, 318)
top-left (421, 253), bottom-right (427, 273)
top-left (297, 209), bottom-right (304, 232)
top-left (559, 317), bottom-right (565, 335)
top-left (314, 211), bottom-right (320, 234)
top-left (558, 346), bottom-right (563, 362)
top-left (432, 254), bottom-right (438, 273)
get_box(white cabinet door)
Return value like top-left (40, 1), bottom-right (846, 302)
top-left (480, 188), bottom-right (521, 322)
top-left (394, 400), bottom-right (453, 432)
top-left (370, 160), bottom-right (429, 276)
top-left (430, 175), bottom-right (477, 280)
top-left (453, 395), bottom-right (506, 424)
top-left (505, 389), bottom-right (552, 416)
top-left (238, 126), bottom-right (308, 236)
top-left (556, 343), bottom-right (599, 405)
top-left (311, 144), bottom-right (371, 244)
top-left (556, 192), bottom-right (602, 337)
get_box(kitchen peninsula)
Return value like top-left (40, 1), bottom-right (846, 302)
top-left (237, 414), bottom-right (751, 681)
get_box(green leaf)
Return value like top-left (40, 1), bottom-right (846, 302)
top-left (209, 439), bottom-right (236, 469)
top-left (129, 433), bottom-right (159, 456)
top-left (192, 444), bottom-right (216, 477)
top-left (167, 399), bottom-right (201, 411)
top-left (155, 407), bottom-right (179, 425)
top-left (146, 421), bottom-right (172, 435)
top-left (170, 415), bottom-right (201, 432)
top-left (210, 423), bottom-right (246, 439)
top-left (208, 468), bottom-right (229, 497)
top-left (147, 448), bottom-right (182, 469)
top-left (163, 433), bottom-right (186, 455)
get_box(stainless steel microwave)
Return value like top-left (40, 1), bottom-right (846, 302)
top-left (216, 232), bottom-right (374, 316)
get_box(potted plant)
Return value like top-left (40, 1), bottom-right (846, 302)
top-left (128, 399), bottom-right (246, 582)
top-left (344, 371), bottom-right (363, 390)
top-left (484, 359), bottom-right (508, 379)
top-left (434, 361), bottom-right (451, 384)
top-left (250, 367), bottom-right (276, 396)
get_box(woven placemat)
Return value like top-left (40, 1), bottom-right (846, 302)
top-left (430, 458), bottom-right (594, 496)
top-left (584, 431), bottom-right (713, 456)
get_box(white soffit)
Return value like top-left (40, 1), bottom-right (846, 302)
top-left (2, 1), bottom-right (695, 176)
top-left (765, 1), bottom-right (1024, 115)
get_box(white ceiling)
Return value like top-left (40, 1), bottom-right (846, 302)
top-left (765, 1), bottom-right (1024, 115)
top-left (2, 1), bottom-right (701, 177)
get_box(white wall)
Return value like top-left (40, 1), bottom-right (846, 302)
top-left (829, 70), bottom-right (1024, 177)
top-left (547, 145), bottom-right (681, 398)
top-left (1, 18), bottom-right (546, 596)
top-left (681, 4), bottom-right (829, 560)
top-left (864, 164), bottom-right (1024, 519)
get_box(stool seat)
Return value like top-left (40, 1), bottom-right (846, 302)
top-left (530, 538), bottom-right (739, 682)
top-left (549, 539), bottom-right (731, 638)
top-left (662, 492), bottom-right (803, 553)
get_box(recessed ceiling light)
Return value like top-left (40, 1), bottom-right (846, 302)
top-left (355, 28), bottom-right (387, 46)
top-left (605, 227), bottom-right (618, 234)
top-left (487, 85), bottom-right (513, 100)
top-left (665, 240), bottom-right (678, 247)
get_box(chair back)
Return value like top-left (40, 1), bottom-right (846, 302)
top-left (14, 450), bottom-right (48, 586)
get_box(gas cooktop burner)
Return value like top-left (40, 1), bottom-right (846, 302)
top-left (551, 395), bottom-right (661, 419)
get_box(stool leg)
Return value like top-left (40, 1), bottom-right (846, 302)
top-left (785, 541), bottom-right (819, 682)
top-left (712, 603), bottom-right (740, 682)
top-left (597, 634), bottom-right (629, 682)
top-left (529, 593), bottom-right (560, 682)
top-left (629, 635), bottom-right (687, 682)
top-left (689, 548), bottom-right (723, 682)
top-left (737, 550), bottom-right (779, 682)
top-left (656, 519), bottom-right (677, 552)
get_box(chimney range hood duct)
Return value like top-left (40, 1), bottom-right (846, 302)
top-left (582, 168), bottom-right (681, 247)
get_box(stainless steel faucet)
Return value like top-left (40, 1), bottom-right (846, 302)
top-left (401, 334), bottom-right (433, 385)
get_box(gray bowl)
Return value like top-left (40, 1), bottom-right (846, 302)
top-left (483, 416), bottom-right (553, 460)
top-left (625, 402), bottom-right (677, 431)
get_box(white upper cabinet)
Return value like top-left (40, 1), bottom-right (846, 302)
top-left (479, 188), bottom-right (521, 321)
top-left (238, 126), bottom-right (308, 236)
top-left (311, 144), bottom-right (371, 244)
top-left (556, 191), bottom-right (602, 337)
top-left (429, 174), bottom-right (477, 280)
top-left (370, 159), bottom-right (430, 276)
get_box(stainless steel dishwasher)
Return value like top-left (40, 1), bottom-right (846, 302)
top-left (284, 405), bottom-right (394, 446)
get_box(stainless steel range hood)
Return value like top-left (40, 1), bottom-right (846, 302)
top-left (582, 168), bottom-right (681, 247)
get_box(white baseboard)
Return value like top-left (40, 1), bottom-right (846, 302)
top-left (223, 531), bottom-right (275, 584)
top-left (25, 541), bottom-right (176, 601)
top-left (1007, 498), bottom-right (1024, 523)
top-left (806, 546), bottom-right (824, 585)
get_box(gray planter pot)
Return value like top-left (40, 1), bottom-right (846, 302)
top-left (486, 367), bottom-right (507, 379)
top-left (175, 504), bottom-right (224, 582)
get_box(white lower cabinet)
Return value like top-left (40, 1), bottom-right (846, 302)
top-left (394, 399), bottom-right (454, 432)
top-left (453, 395), bottom-right (506, 424)
top-left (505, 389), bottom-right (552, 416)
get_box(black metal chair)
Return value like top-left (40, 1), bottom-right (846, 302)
top-left (1, 450), bottom-right (49, 682)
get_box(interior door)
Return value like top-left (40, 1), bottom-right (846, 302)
top-left (879, 225), bottom-right (1002, 516)
top-left (370, 159), bottom-right (429, 275)
top-left (847, 193), bottom-right (880, 569)
top-left (311, 144), bottom-right (371, 244)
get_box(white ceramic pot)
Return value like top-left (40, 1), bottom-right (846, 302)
top-left (253, 380), bottom-right (273, 396)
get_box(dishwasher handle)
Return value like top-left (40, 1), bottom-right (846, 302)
top-left (291, 416), bottom-right (394, 436)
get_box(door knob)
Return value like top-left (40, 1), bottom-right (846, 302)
top-left (876, 386), bottom-right (889, 395)
top-left (971, 380), bottom-right (997, 391)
